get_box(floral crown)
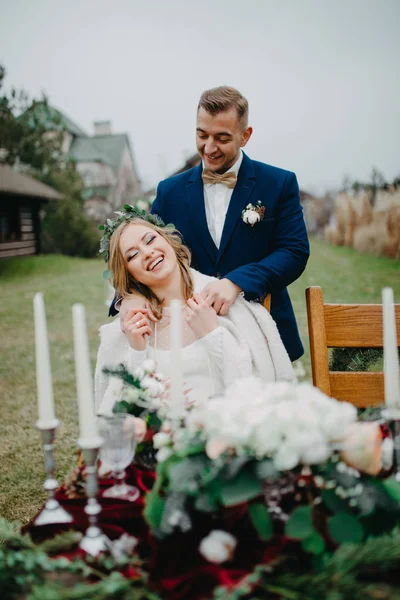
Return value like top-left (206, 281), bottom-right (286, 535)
top-left (98, 204), bottom-right (166, 263)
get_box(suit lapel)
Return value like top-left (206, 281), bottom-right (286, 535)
top-left (185, 165), bottom-right (218, 263)
top-left (217, 153), bottom-right (256, 263)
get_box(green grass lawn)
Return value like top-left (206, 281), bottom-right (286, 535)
top-left (0, 239), bottom-right (399, 524)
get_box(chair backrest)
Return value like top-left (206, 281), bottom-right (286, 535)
top-left (306, 286), bottom-right (400, 407)
top-left (263, 294), bottom-right (271, 312)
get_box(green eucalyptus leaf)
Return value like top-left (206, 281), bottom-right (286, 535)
top-left (302, 531), bottom-right (325, 555)
top-left (382, 477), bottom-right (400, 502)
top-left (102, 269), bottom-right (111, 280)
top-left (220, 470), bottom-right (262, 506)
top-left (248, 502), bottom-right (273, 541)
top-left (328, 512), bottom-right (364, 544)
top-left (144, 491), bottom-right (165, 530)
top-left (254, 458), bottom-right (280, 481)
top-left (321, 489), bottom-right (352, 514)
top-left (285, 506), bottom-right (314, 540)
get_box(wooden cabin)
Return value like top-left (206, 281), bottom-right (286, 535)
top-left (0, 165), bottom-right (62, 259)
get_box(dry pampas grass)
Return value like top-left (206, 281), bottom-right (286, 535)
top-left (325, 189), bottom-right (400, 259)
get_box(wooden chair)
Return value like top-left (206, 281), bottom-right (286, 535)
top-left (263, 294), bottom-right (271, 312)
top-left (306, 286), bottom-right (400, 407)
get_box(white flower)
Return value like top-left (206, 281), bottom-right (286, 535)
top-left (140, 376), bottom-right (160, 398)
top-left (199, 530), bottom-right (237, 564)
top-left (300, 432), bottom-right (331, 465)
top-left (273, 442), bottom-right (300, 471)
top-left (153, 431), bottom-right (171, 449)
top-left (253, 413), bottom-right (282, 455)
top-left (382, 437), bottom-right (394, 470)
top-left (242, 210), bottom-right (261, 226)
top-left (135, 199), bottom-right (149, 212)
top-left (125, 387), bottom-right (141, 403)
top-left (156, 447), bottom-right (173, 462)
top-left (133, 366), bottom-right (144, 380)
top-left (142, 359), bottom-right (156, 373)
top-left (322, 402), bottom-right (357, 442)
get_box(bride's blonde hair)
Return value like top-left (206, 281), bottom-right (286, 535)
top-left (109, 218), bottom-right (193, 319)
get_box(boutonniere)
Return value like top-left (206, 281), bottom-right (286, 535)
top-left (241, 201), bottom-right (266, 227)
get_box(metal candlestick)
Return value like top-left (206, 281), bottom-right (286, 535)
top-left (79, 444), bottom-right (109, 556)
top-left (382, 409), bottom-right (400, 482)
top-left (34, 419), bottom-right (73, 526)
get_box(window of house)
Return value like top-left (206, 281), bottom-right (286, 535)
top-left (0, 204), bottom-right (21, 243)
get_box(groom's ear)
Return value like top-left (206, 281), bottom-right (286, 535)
top-left (240, 126), bottom-right (253, 147)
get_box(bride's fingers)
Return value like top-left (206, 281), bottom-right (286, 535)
top-left (127, 323), bottom-right (151, 337)
top-left (187, 298), bottom-right (198, 310)
top-left (219, 302), bottom-right (230, 316)
top-left (143, 305), bottom-right (157, 322)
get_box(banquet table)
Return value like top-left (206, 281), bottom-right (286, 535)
top-left (26, 462), bottom-right (288, 600)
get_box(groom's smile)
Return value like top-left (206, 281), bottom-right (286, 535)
top-left (196, 106), bottom-right (252, 174)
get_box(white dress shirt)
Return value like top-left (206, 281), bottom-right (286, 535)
top-left (203, 151), bottom-right (243, 248)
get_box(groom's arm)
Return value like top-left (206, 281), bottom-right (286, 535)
top-left (225, 173), bottom-right (309, 301)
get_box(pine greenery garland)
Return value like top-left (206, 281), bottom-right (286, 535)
top-left (214, 530), bottom-right (400, 599)
top-left (330, 347), bottom-right (400, 373)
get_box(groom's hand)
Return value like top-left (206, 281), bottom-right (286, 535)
top-left (200, 279), bottom-right (242, 315)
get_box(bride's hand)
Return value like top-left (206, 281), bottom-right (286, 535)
top-left (185, 294), bottom-right (218, 339)
top-left (123, 308), bottom-right (153, 351)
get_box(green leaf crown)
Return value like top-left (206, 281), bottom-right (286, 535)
top-left (98, 204), bottom-right (166, 263)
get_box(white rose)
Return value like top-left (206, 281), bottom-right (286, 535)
top-left (382, 436), bottom-right (394, 470)
top-left (156, 447), bottom-right (173, 462)
top-left (136, 199), bottom-right (149, 212)
top-left (125, 387), bottom-right (141, 403)
top-left (243, 210), bottom-right (260, 226)
top-left (299, 431), bottom-right (331, 465)
top-left (142, 359), bottom-right (156, 374)
top-left (153, 431), bottom-right (171, 449)
top-left (199, 530), bottom-right (237, 564)
top-left (140, 376), bottom-right (160, 397)
top-left (133, 366), bottom-right (144, 380)
top-left (253, 415), bottom-right (282, 456)
top-left (273, 442), bottom-right (300, 471)
top-left (322, 403), bottom-right (357, 441)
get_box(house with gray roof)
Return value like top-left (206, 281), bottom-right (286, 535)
top-left (25, 103), bottom-right (142, 222)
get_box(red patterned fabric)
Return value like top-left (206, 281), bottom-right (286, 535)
top-left (25, 463), bottom-right (287, 599)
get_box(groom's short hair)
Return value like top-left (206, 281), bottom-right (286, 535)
top-left (198, 86), bottom-right (249, 128)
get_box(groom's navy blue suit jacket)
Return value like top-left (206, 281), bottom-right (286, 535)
top-left (150, 152), bottom-right (310, 361)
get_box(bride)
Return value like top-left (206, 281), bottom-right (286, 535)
top-left (95, 213), bottom-right (294, 414)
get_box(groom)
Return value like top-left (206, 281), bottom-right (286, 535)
top-left (150, 86), bottom-right (309, 361)
top-left (113, 86), bottom-right (309, 361)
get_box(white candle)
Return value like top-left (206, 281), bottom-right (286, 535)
top-left (169, 299), bottom-right (185, 416)
top-left (33, 293), bottom-right (56, 427)
top-left (72, 304), bottom-right (101, 447)
top-left (382, 287), bottom-right (400, 412)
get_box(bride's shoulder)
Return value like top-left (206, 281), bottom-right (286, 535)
top-left (190, 268), bottom-right (216, 290)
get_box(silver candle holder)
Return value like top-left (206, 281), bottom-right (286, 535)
top-left (34, 419), bottom-right (73, 526)
top-left (79, 441), bottom-right (109, 556)
top-left (382, 409), bottom-right (400, 482)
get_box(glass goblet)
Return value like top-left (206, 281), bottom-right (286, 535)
top-left (98, 414), bottom-right (140, 502)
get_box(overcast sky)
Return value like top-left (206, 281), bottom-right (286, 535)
top-left (1, 0), bottom-right (399, 193)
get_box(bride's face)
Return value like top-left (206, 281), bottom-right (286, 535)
top-left (119, 222), bottom-right (178, 287)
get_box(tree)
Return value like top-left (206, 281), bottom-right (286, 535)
top-left (0, 65), bottom-right (64, 174)
top-left (0, 64), bottom-right (99, 257)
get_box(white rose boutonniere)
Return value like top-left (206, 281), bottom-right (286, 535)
top-left (241, 200), bottom-right (266, 227)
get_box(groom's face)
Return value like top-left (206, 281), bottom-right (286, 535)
top-left (196, 107), bottom-right (252, 173)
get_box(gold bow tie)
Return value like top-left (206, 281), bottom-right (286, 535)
top-left (202, 169), bottom-right (237, 189)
